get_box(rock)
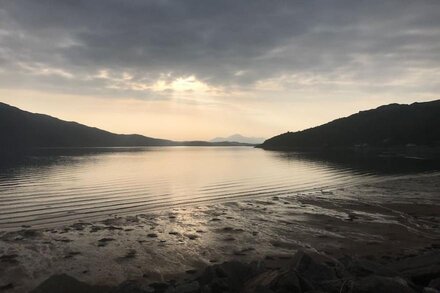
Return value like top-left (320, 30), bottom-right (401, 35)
top-left (0, 283), bottom-right (14, 291)
top-left (290, 250), bottom-right (344, 284)
top-left (200, 284), bottom-right (212, 293)
top-left (165, 281), bottom-right (200, 293)
top-left (242, 270), bottom-right (281, 293)
top-left (423, 287), bottom-right (440, 293)
top-left (429, 278), bottom-right (440, 290)
top-left (198, 261), bottom-right (262, 292)
top-left (112, 280), bottom-right (151, 293)
top-left (345, 258), bottom-right (400, 277)
top-left (148, 282), bottom-right (169, 293)
top-left (198, 266), bottom-right (216, 284)
top-left (30, 274), bottom-right (112, 293)
top-left (242, 269), bottom-right (303, 293)
top-left (185, 234), bottom-right (198, 240)
top-left (351, 276), bottom-right (417, 293)
top-left (411, 264), bottom-right (440, 286)
top-left (208, 279), bottom-right (229, 293)
top-left (389, 252), bottom-right (440, 286)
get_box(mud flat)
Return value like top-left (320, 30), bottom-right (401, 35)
top-left (1, 174), bottom-right (439, 292)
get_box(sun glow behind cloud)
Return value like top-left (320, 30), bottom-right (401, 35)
top-left (154, 76), bottom-right (210, 92)
top-left (90, 70), bottom-right (217, 96)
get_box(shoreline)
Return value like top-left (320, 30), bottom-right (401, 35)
top-left (1, 173), bottom-right (439, 292)
top-left (2, 172), bottom-right (438, 233)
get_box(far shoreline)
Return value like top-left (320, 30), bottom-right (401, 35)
top-left (256, 144), bottom-right (440, 158)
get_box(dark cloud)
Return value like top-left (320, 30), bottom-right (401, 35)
top-left (0, 0), bottom-right (439, 98)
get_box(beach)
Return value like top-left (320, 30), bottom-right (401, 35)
top-left (1, 173), bottom-right (439, 292)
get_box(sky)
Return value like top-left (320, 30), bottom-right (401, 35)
top-left (0, 0), bottom-right (439, 141)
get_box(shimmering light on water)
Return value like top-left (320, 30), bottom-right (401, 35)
top-left (0, 147), bottom-right (437, 229)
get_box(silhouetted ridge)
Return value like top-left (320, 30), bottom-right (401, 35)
top-left (259, 100), bottom-right (440, 150)
top-left (0, 102), bottom-right (175, 149)
top-left (0, 102), bottom-right (251, 150)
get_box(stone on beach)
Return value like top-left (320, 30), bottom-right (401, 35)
top-left (30, 274), bottom-right (111, 293)
top-left (30, 249), bottom-right (440, 293)
top-left (389, 252), bottom-right (440, 286)
top-left (350, 275), bottom-right (416, 293)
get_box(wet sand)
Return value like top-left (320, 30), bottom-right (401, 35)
top-left (1, 173), bottom-right (439, 292)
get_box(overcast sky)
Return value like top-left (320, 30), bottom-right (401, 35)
top-left (1, 0), bottom-right (439, 140)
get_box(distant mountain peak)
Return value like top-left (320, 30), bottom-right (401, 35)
top-left (210, 134), bottom-right (265, 144)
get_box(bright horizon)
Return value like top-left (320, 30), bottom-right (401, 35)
top-left (1, 1), bottom-right (439, 141)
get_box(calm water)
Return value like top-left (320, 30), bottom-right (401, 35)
top-left (0, 147), bottom-right (438, 229)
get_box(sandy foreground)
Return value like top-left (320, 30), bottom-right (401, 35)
top-left (1, 173), bottom-right (439, 292)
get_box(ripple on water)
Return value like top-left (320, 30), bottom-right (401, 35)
top-left (0, 147), bottom-right (432, 230)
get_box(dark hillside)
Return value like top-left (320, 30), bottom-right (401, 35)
top-left (0, 102), bottom-right (176, 149)
top-left (259, 100), bottom-right (440, 150)
top-left (0, 102), bottom-right (250, 150)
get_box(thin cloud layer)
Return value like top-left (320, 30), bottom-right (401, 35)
top-left (2, 0), bottom-right (439, 95)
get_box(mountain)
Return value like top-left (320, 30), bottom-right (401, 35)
top-left (0, 102), bottom-right (250, 150)
top-left (210, 134), bottom-right (265, 145)
top-left (259, 100), bottom-right (440, 151)
top-left (0, 102), bottom-right (175, 149)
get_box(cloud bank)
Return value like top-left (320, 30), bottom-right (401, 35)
top-left (0, 0), bottom-right (439, 139)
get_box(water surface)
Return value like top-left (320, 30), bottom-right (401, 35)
top-left (0, 147), bottom-right (438, 229)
